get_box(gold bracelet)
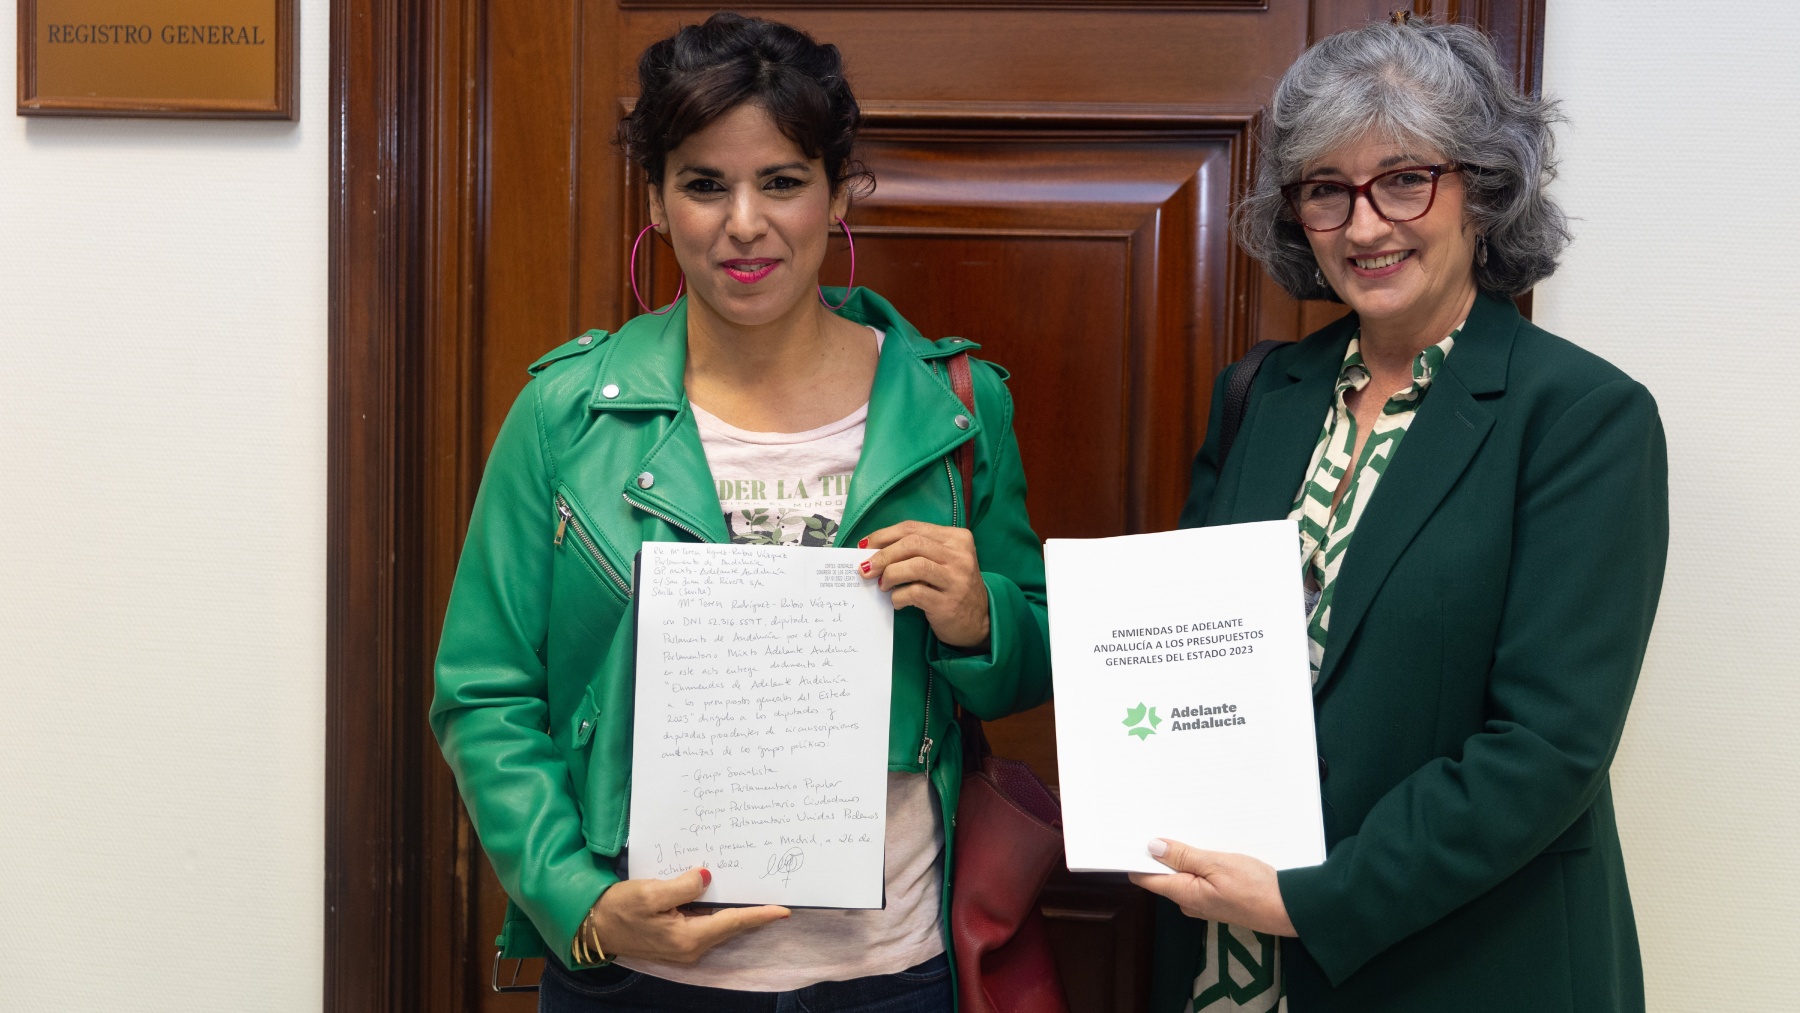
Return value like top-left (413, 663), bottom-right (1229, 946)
top-left (571, 911), bottom-right (609, 966)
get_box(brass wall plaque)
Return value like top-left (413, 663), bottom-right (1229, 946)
top-left (18, 0), bottom-right (295, 118)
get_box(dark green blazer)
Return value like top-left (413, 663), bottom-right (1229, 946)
top-left (1152, 293), bottom-right (1667, 1013)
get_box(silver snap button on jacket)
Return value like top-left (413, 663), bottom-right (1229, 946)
top-left (954, 414), bottom-right (970, 430)
top-left (636, 472), bottom-right (655, 489)
top-left (577, 335), bottom-right (593, 345)
top-left (602, 383), bottom-right (620, 399)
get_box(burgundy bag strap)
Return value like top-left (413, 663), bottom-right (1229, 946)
top-left (945, 350), bottom-right (990, 765)
top-left (947, 351), bottom-right (976, 524)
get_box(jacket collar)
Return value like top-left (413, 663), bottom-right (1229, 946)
top-left (585, 302), bottom-right (722, 541)
top-left (1439, 290), bottom-right (1516, 397)
top-left (1234, 291), bottom-right (1522, 697)
top-left (588, 288), bottom-right (979, 545)
top-left (1274, 289), bottom-right (1518, 390)
top-left (589, 303), bottom-right (689, 412)
top-left (1283, 311), bottom-right (1359, 384)
top-left (1316, 292), bottom-right (1520, 695)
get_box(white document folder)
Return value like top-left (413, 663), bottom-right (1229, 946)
top-left (1048, 521), bottom-right (1327, 874)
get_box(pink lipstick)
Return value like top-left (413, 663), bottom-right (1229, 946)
top-left (722, 258), bottom-right (778, 284)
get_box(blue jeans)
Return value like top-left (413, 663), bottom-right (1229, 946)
top-left (538, 951), bottom-right (953, 1013)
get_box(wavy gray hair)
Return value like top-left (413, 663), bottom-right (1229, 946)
top-left (1235, 19), bottom-right (1569, 300)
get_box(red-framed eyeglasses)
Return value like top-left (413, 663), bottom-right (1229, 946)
top-left (1280, 163), bottom-right (1464, 233)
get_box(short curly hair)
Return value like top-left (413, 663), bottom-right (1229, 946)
top-left (617, 12), bottom-right (872, 198)
top-left (1235, 19), bottom-right (1569, 300)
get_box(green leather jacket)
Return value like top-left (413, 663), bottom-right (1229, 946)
top-left (431, 287), bottom-right (1052, 965)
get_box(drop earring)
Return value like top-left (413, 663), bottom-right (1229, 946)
top-left (629, 222), bottom-right (685, 316)
top-left (819, 216), bottom-right (855, 310)
top-left (1476, 234), bottom-right (1490, 268)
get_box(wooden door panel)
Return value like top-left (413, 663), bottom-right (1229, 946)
top-left (476, 874), bottom-right (536, 1011)
top-left (481, 1), bottom-right (585, 451)
top-left (612, 9), bottom-right (1310, 107)
top-left (841, 126), bottom-right (1243, 535)
top-left (846, 231), bottom-right (1134, 536)
top-left (1041, 870), bottom-right (1159, 1013)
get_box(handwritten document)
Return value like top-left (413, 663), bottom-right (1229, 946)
top-left (1048, 522), bottom-right (1326, 874)
top-left (628, 542), bottom-right (895, 908)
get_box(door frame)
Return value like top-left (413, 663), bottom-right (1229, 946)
top-left (323, 2), bottom-right (1544, 1009)
top-left (326, 0), bottom-right (459, 1008)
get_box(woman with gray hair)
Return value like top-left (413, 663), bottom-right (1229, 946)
top-left (1131, 16), bottom-right (1667, 1013)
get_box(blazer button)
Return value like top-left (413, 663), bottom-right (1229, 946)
top-left (602, 383), bottom-right (620, 399)
top-left (1318, 756), bottom-right (1329, 780)
top-left (637, 472), bottom-right (655, 489)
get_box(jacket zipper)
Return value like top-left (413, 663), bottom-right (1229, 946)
top-left (613, 495), bottom-right (710, 851)
top-left (555, 495), bottom-right (632, 599)
top-left (942, 458), bottom-right (961, 529)
top-left (621, 492), bottom-right (710, 544)
top-left (917, 673), bottom-right (935, 766)
top-left (916, 452), bottom-right (963, 769)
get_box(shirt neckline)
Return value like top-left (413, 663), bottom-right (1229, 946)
top-left (688, 327), bottom-right (884, 445)
top-left (1336, 326), bottom-right (1460, 412)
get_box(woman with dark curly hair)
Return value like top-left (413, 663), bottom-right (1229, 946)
top-left (430, 12), bottom-right (1050, 1011)
top-left (1133, 16), bottom-right (1668, 1013)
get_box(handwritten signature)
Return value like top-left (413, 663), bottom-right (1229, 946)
top-left (760, 847), bottom-right (805, 886)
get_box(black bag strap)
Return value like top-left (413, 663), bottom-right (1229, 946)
top-left (1218, 340), bottom-right (1285, 464)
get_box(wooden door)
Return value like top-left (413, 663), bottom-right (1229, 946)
top-left (324, 1), bottom-right (1544, 1010)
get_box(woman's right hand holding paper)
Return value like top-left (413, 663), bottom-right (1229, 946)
top-left (577, 867), bottom-right (790, 964)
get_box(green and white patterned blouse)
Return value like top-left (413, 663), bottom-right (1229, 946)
top-left (1290, 328), bottom-right (1458, 681)
top-left (1189, 329), bottom-right (1458, 1013)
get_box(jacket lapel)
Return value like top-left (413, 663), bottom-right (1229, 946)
top-left (837, 290), bottom-right (977, 542)
top-left (629, 405), bottom-right (733, 543)
top-left (1312, 293), bottom-right (1517, 696)
top-left (591, 302), bottom-right (731, 544)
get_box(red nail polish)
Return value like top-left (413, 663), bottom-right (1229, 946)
top-left (699, 868), bottom-right (712, 887)
top-left (858, 538), bottom-right (868, 548)
top-left (860, 562), bottom-right (871, 574)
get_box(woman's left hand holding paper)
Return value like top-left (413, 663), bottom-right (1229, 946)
top-left (1130, 838), bottom-right (1298, 938)
top-left (858, 520), bottom-right (990, 649)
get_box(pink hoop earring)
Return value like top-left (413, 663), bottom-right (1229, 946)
top-left (630, 223), bottom-right (685, 316)
top-left (819, 216), bottom-right (855, 310)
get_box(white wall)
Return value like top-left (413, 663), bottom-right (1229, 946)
top-left (0, 3), bottom-right (328, 1009)
top-left (1535, 3), bottom-right (1800, 1008)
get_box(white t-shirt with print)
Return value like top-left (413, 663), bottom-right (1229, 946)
top-left (706, 400), bottom-right (864, 548)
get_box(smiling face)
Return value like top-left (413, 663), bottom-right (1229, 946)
top-left (647, 102), bottom-right (849, 330)
top-left (1301, 135), bottom-right (1478, 336)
